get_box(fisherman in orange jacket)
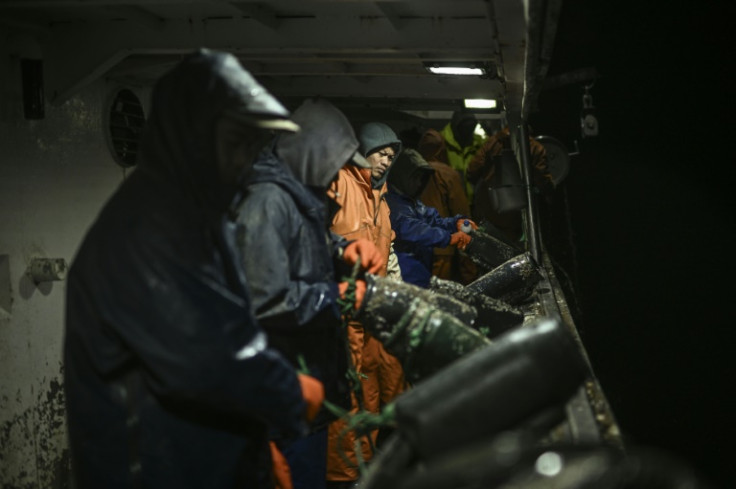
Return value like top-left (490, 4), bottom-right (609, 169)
top-left (418, 128), bottom-right (477, 284)
top-left (326, 122), bottom-right (407, 488)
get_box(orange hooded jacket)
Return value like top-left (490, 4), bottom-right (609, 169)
top-left (326, 164), bottom-right (407, 481)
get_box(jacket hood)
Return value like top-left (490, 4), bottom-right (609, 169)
top-left (358, 122), bottom-right (403, 189)
top-left (451, 110), bottom-right (478, 132)
top-left (358, 122), bottom-right (403, 158)
top-left (417, 128), bottom-right (449, 164)
top-left (275, 98), bottom-right (360, 189)
top-left (450, 110), bottom-right (479, 146)
top-left (248, 145), bottom-right (325, 214)
top-left (138, 48), bottom-right (293, 211)
top-left (387, 148), bottom-right (435, 198)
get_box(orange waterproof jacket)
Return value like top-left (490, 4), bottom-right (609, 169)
top-left (330, 165), bottom-right (393, 274)
top-left (418, 128), bottom-right (476, 283)
top-left (327, 165), bottom-right (407, 481)
top-left (419, 129), bottom-right (472, 258)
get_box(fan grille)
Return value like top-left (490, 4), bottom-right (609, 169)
top-left (108, 89), bottom-right (145, 168)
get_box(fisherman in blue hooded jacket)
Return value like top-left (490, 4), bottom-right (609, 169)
top-left (235, 98), bottom-right (385, 489)
top-left (386, 148), bottom-right (476, 288)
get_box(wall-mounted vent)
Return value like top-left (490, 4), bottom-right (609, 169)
top-left (107, 89), bottom-right (145, 168)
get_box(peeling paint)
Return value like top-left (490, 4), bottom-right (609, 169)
top-left (1, 395), bottom-right (37, 488)
top-left (1, 370), bottom-right (71, 489)
top-left (1, 74), bottom-right (123, 489)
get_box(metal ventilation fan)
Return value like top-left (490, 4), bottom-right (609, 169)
top-left (107, 89), bottom-right (145, 168)
top-left (535, 135), bottom-right (571, 185)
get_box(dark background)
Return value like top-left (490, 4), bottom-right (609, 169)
top-left (529, 1), bottom-right (734, 487)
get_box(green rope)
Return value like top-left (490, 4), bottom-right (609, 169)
top-left (298, 252), bottom-right (397, 475)
top-left (322, 398), bottom-right (397, 474)
top-left (382, 298), bottom-right (420, 350)
top-left (334, 254), bottom-right (397, 474)
top-left (335, 254), bottom-right (367, 406)
top-left (297, 354), bottom-right (310, 375)
top-left (354, 438), bottom-right (367, 474)
top-left (400, 302), bottom-right (437, 381)
top-left (336, 256), bottom-right (362, 319)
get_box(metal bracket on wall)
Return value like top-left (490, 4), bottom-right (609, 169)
top-left (26, 257), bottom-right (68, 284)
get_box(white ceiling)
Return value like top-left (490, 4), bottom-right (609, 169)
top-left (0, 0), bottom-right (561, 122)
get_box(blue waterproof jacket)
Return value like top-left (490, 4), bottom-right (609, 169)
top-left (236, 99), bottom-right (360, 432)
top-left (236, 148), bottom-right (351, 431)
top-left (64, 50), bottom-right (306, 489)
top-left (386, 189), bottom-right (461, 287)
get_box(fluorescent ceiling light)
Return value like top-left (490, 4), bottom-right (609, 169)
top-left (464, 98), bottom-right (497, 109)
top-left (427, 66), bottom-right (485, 76)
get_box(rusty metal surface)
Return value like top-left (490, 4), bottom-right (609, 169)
top-left (535, 251), bottom-right (623, 448)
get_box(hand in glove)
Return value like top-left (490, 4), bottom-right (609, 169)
top-left (338, 279), bottom-right (367, 311)
top-left (456, 218), bottom-right (478, 232)
top-left (449, 231), bottom-right (472, 250)
top-left (269, 377), bottom-right (324, 489)
top-left (343, 239), bottom-right (385, 275)
top-left (297, 373), bottom-right (325, 422)
top-left (269, 441), bottom-right (293, 489)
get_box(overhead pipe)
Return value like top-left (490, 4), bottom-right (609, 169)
top-left (517, 123), bottom-right (543, 263)
top-left (522, 0), bottom-right (565, 120)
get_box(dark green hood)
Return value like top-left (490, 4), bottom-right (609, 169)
top-left (358, 122), bottom-right (402, 188)
top-left (358, 122), bottom-right (402, 157)
top-left (387, 148), bottom-right (435, 198)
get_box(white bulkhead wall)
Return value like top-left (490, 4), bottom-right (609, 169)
top-left (0, 46), bottom-right (149, 487)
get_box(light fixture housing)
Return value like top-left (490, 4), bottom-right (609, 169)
top-left (424, 62), bottom-right (487, 76)
top-left (464, 98), bottom-right (497, 109)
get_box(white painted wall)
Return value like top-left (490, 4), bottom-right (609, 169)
top-left (0, 49), bottom-right (148, 487)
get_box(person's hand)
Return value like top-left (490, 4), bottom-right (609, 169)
top-left (297, 373), bottom-right (324, 422)
top-left (269, 441), bottom-right (293, 489)
top-left (343, 239), bottom-right (385, 275)
top-left (449, 231), bottom-right (472, 250)
top-left (338, 279), bottom-right (367, 310)
top-left (456, 218), bottom-right (478, 232)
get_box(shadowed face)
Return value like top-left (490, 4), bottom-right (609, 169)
top-left (455, 119), bottom-right (478, 148)
top-left (366, 145), bottom-right (396, 180)
top-left (406, 170), bottom-right (431, 199)
top-left (214, 117), bottom-right (272, 188)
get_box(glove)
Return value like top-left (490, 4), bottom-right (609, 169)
top-left (297, 373), bottom-right (324, 422)
top-left (269, 441), bottom-right (293, 489)
top-left (270, 375), bottom-right (325, 489)
top-left (449, 231), bottom-right (472, 250)
top-left (456, 218), bottom-right (478, 232)
top-left (338, 279), bottom-right (367, 311)
top-left (343, 239), bottom-right (385, 275)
